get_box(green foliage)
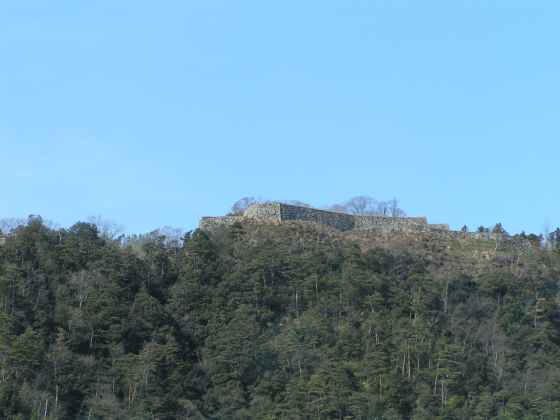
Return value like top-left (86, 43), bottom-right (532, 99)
top-left (1, 219), bottom-right (560, 418)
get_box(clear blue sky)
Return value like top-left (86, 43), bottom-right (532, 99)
top-left (1, 1), bottom-right (559, 234)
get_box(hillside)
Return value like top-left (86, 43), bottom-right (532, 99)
top-left (1, 218), bottom-right (560, 419)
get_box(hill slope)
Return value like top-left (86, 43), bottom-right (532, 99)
top-left (1, 219), bottom-right (560, 419)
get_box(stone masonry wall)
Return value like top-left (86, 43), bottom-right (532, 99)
top-left (199, 216), bottom-right (245, 230)
top-left (353, 215), bottom-right (428, 233)
top-left (429, 223), bottom-right (451, 230)
top-left (279, 203), bottom-right (355, 231)
top-left (200, 202), bottom-right (450, 234)
top-left (243, 202), bottom-right (282, 222)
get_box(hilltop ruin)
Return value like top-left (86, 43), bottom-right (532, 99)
top-left (200, 202), bottom-right (450, 234)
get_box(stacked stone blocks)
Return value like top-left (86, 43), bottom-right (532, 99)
top-left (200, 202), bottom-right (450, 233)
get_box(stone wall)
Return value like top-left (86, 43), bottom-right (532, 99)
top-left (199, 216), bottom-right (245, 230)
top-left (244, 203), bottom-right (282, 222)
top-left (429, 223), bottom-right (450, 230)
top-left (279, 203), bottom-right (355, 231)
top-left (199, 202), bottom-right (451, 234)
top-left (353, 215), bottom-right (429, 233)
top-left (200, 203), bottom-right (283, 230)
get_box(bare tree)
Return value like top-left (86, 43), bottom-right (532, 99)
top-left (230, 197), bottom-right (258, 215)
top-left (69, 270), bottom-right (99, 309)
top-left (388, 198), bottom-right (406, 217)
top-left (375, 201), bottom-right (389, 216)
top-left (155, 226), bottom-right (186, 247)
top-left (543, 220), bottom-right (552, 250)
top-left (346, 196), bottom-right (377, 215)
top-left (0, 217), bottom-right (27, 233)
top-left (87, 216), bottom-right (125, 240)
top-left (325, 196), bottom-right (406, 217)
top-left (0, 216), bottom-right (59, 233)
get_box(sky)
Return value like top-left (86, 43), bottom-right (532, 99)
top-left (1, 1), bottom-right (559, 234)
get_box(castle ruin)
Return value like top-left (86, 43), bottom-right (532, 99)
top-left (200, 202), bottom-right (450, 234)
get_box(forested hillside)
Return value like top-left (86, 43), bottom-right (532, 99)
top-left (1, 217), bottom-right (560, 419)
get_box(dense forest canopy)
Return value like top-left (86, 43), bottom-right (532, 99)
top-left (1, 216), bottom-right (560, 419)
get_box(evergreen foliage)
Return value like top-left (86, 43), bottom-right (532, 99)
top-left (1, 219), bottom-right (560, 419)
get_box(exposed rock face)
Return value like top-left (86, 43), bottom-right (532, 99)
top-left (200, 202), bottom-right (450, 233)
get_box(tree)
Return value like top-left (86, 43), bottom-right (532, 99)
top-left (346, 196), bottom-right (377, 215)
top-left (326, 196), bottom-right (406, 216)
top-left (153, 225), bottom-right (186, 247)
top-left (492, 223), bottom-right (507, 235)
top-left (388, 198), bottom-right (406, 217)
top-left (305, 360), bottom-right (357, 419)
top-left (3, 211), bottom-right (560, 419)
top-left (0, 218), bottom-right (26, 234)
top-left (547, 228), bottom-right (560, 250)
top-left (230, 197), bottom-right (258, 215)
top-left (9, 327), bottom-right (44, 380)
top-left (87, 215), bottom-right (125, 241)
